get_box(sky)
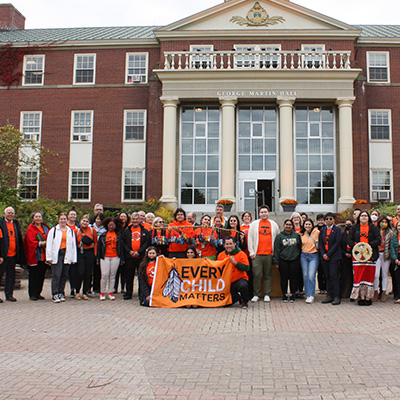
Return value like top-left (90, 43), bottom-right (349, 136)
top-left (9, 0), bottom-right (400, 29)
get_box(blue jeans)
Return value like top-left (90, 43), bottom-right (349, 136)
top-left (300, 252), bottom-right (319, 297)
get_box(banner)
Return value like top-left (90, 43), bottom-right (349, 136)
top-left (150, 257), bottom-right (233, 308)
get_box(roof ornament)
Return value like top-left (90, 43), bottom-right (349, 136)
top-left (230, 2), bottom-right (285, 27)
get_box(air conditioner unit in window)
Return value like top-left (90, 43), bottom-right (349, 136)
top-left (132, 75), bottom-right (141, 83)
top-left (373, 191), bottom-right (390, 201)
top-left (80, 135), bottom-right (89, 141)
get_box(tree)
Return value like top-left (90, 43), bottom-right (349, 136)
top-left (0, 123), bottom-right (57, 207)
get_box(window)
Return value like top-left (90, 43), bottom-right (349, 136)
top-left (234, 45), bottom-right (281, 69)
top-left (190, 45), bottom-right (214, 69)
top-left (123, 170), bottom-right (144, 201)
top-left (295, 106), bottom-right (335, 205)
top-left (74, 54), bottom-right (96, 84)
top-left (302, 45), bottom-right (325, 69)
top-left (371, 170), bottom-right (391, 201)
top-left (367, 52), bottom-right (390, 83)
top-left (23, 55), bottom-right (45, 85)
top-left (70, 171), bottom-right (90, 200)
top-left (124, 110), bottom-right (146, 140)
top-left (20, 112), bottom-right (42, 141)
top-left (19, 170), bottom-right (38, 200)
top-left (71, 111), bottom-right (93, 142)
top-left (237, 106), bottom-right (278, 171)
top-left (369, 110), bottom-right (391, 140)
top-left (126, 53), bottom-right (148, 83)
top-left (180, 106), bottom-right (220, 205)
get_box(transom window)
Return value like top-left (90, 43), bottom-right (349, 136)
top-left (70, 171), bottom-right (90, 200)
top-left (23, 55), bottom-right (45, 85)
top-left (180, 106), bottom-right (220, 205)
top-left (20, 111), bottom-right (42, 141)
top-left (124, 110), bottom-right (146, 140)
top-left (237, 106), bottom-right (278, 171)
top-left (295, 106), bottom-right (335, 205)
top-left (19, 170), bottom-right (38, 200)
top-left (71, 111), bottom-right (93, 142)
top-left (123, 170), bottom-right (144, 201)
top-left (369, 110), bottom-right (391, 140)
top-left (234, 45), bottom-right (281, 68)
top-left (367, 52), bottom-right (390, 83)
top-left (126, 53), bottom-right (148, 83)
top-left (74, 54), bottom-right (96, 84)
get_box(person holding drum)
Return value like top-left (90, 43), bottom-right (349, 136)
top-left (348, 211), bottom-right (381, 306)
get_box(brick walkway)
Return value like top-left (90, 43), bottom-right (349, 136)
top-left (1, 279), bottom-right (400, 400)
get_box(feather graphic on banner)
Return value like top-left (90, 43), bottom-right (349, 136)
top-left (162, 266), bottom-right (182, 303)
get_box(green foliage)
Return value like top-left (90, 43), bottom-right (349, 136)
top-left (374, 202), bottom-right (399, 218)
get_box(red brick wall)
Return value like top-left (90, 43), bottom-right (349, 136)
top-left (0, 4), bottom-right (25, 30)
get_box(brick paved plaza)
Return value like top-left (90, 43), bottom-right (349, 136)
top-left (1, 279), bottom-right (400, 400)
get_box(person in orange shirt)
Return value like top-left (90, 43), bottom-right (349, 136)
top-left (0, 207), bottom-right (26, 302)
top-left (167, 208), bottom-right (191, 258)
top-left (218, 236), bottom-right (250, 308)
top-left (137, 246), bottom-right (158, 306)
top-left (192, 214), bottom-right (217, 259)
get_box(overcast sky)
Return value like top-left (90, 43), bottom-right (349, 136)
top-left (10, 0), bottom-right (399, 29)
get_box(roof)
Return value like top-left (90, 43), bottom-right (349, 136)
top-left (354, 25), bottom-right (400, 38)
top-left (0, 26), bottom-right (160, 43)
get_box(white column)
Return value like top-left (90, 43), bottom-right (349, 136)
top-left (219, 97), bottom-right (237, 203)
top-left (336, 97), bottom-right (356, 211)
top-left (277, 98), bottom-right (296, 204)
top-left (160, 96), bottom-right (180, 207)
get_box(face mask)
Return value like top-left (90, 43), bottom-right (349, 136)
top-left (380, 222), bottom-right (387, 229)
top-left (371, 215), bottom-right (378, 222)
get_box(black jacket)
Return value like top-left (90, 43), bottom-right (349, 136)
top-left (122, 224), bottom-right (150, 259)
top-left (348, 223), bottom-right (381, 262)
top-left (0, 218), bottom-right (26, 264)
top-left (97, 231), bottom-right (124, 262)
top-left (319, 225), bottom-right (342, 262)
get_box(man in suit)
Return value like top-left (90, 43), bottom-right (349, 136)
top-left (0, 207), bottom-right (26, 302)
top-left (319, 212), bottom-right (342, 305)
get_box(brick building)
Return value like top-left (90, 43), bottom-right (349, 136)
top-left (0, 0), bottom-right (399, 215)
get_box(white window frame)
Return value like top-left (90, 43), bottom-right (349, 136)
top-left (367, 52), bottom-right (390, 83)
top-left (18, 169), bottom-right (39, 200)
top-left (20, 111), bottom-right (42, 142)
top-left (301, 45), bottom-right (325, 69)
top-left (368, 109), bottom-right (391, 141)
top-left (69, 170), bottom-right (91, 202)
top-left (370, 170), bottom-right (392, 202)
top-left (124, 110), bottom-right (146, 141)
top-left (73, 53), bottom-right (96, 85)
top-left (70, 110), bottom-right (94, 142)
top-left (189, 45), bottom-right (214, 69)
top-left (125, 53), bottom-right (148, 84)
top-left (122, 169), bottom-right (145, 202)
top-left (234, 44), bottom-right (281, 69)
top-left (23, 55), bottom-right (45, 86)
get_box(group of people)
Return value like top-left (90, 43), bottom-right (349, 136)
top-left (1, 202), bottom-right (400, 308)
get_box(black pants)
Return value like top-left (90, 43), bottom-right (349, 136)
top-left (125, 257), bottom-right (142, 297)
top-left (321, 259), bottom-right (340, 298)
top-left (317, 260), bottom-right (327, 291)
top-left (279, 259), bottom-right (299, 296)
top-left (231, 278), bottom-right (249, 304)
top-left (28, 261), bottom-right (47, 298)
top-left (340, 256), bottom-right (353, 298)
top-left (389, 261), bottom-right (398, 299)
top-left (76, 248), bottom-right (95, 294)
top-left (0, 256), bottom-right (16, 297)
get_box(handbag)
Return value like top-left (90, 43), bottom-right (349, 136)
top-left (306, 231), bottom-right (319, 250)
top-left (80, 228), bottom-right (94, 246)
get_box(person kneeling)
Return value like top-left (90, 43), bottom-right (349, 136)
top-left (218, 236), bottom-right (250, 308)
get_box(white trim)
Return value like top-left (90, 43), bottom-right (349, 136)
top-left (366, 51), bottom-right (390, 83)
top-left (19, 111), bottom-right (42, 142)
top-left (73, 53), bottom-right (96, 85)
top-left (370, 169), bottom-right (392, 202)
top-left (125, 52), bottom-right (148, 84)
top-left (121, 168), bottom-right (145, 203)
top-left (68, 169), bottom-right (91, 202)
top-left (22, 54), bottom-right (45, 86)
top-left (368, 109), bottom-right (392, 142)
top-left (70, 110), bottom-right (94, 143)
top-left (123, 109), bottom-right (147, 142)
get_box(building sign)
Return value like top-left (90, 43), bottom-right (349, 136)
top-left (217, 90), bottom-right (298, 97)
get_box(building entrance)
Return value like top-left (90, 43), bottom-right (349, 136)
top-left (239, 177), bottom-right (275, 216)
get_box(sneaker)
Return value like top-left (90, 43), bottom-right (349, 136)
top-left (250, 296), bottom-right (259, 302)
top-left (282, 295), bottom-right (288, 303)
top-left (264, 295), bottom-right (271, 302)
top-left (87, 291), bottom-right (96, 298)
top-left (289, 295), bottom-right (295, 303)
top-left (59, 294), bottom-right (66, 302)
top-left (108, 293), bottom-right (116, 300)
top-left (100, 293), bottom-right (106, 301)
top-left (74, 294), bottom-right (81, 300)
top-left (305, 296), bottom-right (314, 304)
top-left (82, 294), bottom-right (89, 300)
top-left (52, 294), bottom-right (61, 303)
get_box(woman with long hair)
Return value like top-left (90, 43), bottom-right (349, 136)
top-left (114, 212), bottom-right (130, 294)
top-left (23, 211), bottom-right (50, 301)
top-left (167, 208), bottom-right (190, 258)
top-left (226, 215), bottom-right (247, 252)
top-left (90, 212), bottom-right (106, 295)
top-left (192, 214), bottom-right (217, 259)
top-left (291, 211), bottom-right (304, 298)
top-left (137, 246), bottom-right (158, 306)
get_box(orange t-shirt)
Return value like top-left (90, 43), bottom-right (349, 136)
top-left (60, 230), bottom-right (67, 250)
top-left (67, 223), bottom-right (78, 235)
top-left (142, 222), bottom-right (152, 231)
top-left (360, 224), bottom-right (369, 243)
top-left (105, 231), bottom-right (118, 258)
top-left (6, 221), bottom-right (16, 257)
top-left (398, 234), bottom-right (400, 254)
top-left (0, 229), bottom-right (2, 239)
top-left (325, 228), bottom-right (332, 251)
top-left (130, 226), bottom-right (141, 254)
top-left (257, 220), bottom-right (273, 255)
top-left (193, 227), bottom-right (217, 258)
top-left (294, 226), bottom-right (301, 234)
top-left (147, 261), bottom-right (156, 286)
top-left (218, 250), bottom-right (249, 282)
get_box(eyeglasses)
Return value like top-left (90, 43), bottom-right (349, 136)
top-left (325, 217), bottom-right (334, 221)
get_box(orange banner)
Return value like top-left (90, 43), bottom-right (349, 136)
top-left (150, 257), bottom-right (233, 308)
